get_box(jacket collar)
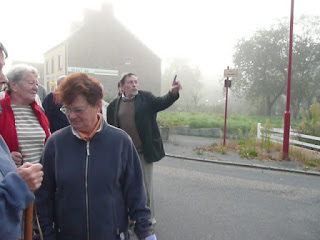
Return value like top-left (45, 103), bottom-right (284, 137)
top-left (71, 113), bottom-right (104, 140)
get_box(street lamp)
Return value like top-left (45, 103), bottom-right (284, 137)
top-left (283, 0), bottom-right (294, 159)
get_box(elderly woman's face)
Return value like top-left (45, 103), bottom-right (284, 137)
top-left (13, 72), bottom-right (38, 104)
top-left (63, 95), bottom-right (101, 134)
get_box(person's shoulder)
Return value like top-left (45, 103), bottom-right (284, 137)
top-left (53, 125), bottom-right (71, 136)
top-left (138, 90), bottom-right (155, 98)
top-left (106, 124), bottom-right (124, 134)
top-left (108, 97), bottom-right (119, 107)
top-left (105, 124), bottom-right (131, 141)
top-left (42, 92), bottom-right (54, 105)
top-left (138, 90), bottom-right (156, 101)
top-left (139, 90), bottom-right (152, 95)
top-left (43, 92), bottom-right (54, 99)
top-left (102, 100), bottom-right (109, 107)
top-left (47, 126), bottom-right (71, 142)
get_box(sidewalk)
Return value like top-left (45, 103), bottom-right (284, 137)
top-left (163, 135), bottom-right (320, 176)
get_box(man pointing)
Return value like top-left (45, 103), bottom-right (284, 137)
top-left (107, 73), bottom-right (181, 233)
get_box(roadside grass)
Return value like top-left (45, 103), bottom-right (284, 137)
top-left (289, 146), bottom-right (320, 170)
top-left (158, 111), bottom-right (300, 132)
top-left (195, 139), bottom-right (320, 171)
top-left (194, 120), bottom-right (320, 171)
top-left (160, 111), bottom-right (319, 170)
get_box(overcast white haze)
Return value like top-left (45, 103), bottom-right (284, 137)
top-left (1, 0), bottom-right (320, 78)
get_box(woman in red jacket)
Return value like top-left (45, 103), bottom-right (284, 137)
top-left (0, 64), bottom-right (50, 166)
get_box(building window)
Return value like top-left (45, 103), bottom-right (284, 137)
top-left (51, 58), bottom-right (54, 73)
top-left (46, 60), bottom-right (49, 75)
top-left (58, 53), bottom-right (63, 70)
top-left (125, 57), bottom-right (132, 65)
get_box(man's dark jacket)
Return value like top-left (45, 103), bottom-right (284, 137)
top-left (107, 90), bottom-right (179, 163)
top-left (42, 93), bottom-right (69, 133)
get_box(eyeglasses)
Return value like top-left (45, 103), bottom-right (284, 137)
top-left (60, 106), bottom-right (89, 115)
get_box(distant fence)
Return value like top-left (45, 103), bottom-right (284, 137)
top-left (170, 126), bottom-right (221, 138)
top-left (257, 123), bottom-right (320, 151)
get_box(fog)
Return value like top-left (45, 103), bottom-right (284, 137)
top-left (1, 0), bottom-right (320, 111)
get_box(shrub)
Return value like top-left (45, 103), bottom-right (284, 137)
top-left (297, 97), bottom-right (320, 137)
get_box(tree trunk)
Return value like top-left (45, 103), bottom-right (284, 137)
top-left (267, 103), bottom-right (272, 117)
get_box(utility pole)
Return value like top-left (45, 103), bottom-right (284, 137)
top-left (283, 0), bottom-right (294, 159)
top-left (223, 67), bottom-right (238, 146)
top-left (223, 67), bottom-right (230, 146)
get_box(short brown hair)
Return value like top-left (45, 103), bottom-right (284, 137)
top-left (56, 73), bottom-right (103, 106)
top-left (120, 73), bottom-right (136, 85)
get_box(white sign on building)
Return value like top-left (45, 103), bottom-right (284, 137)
top-left (68, 67), bottom-right (119, 76)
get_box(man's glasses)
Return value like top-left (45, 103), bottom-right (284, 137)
top-left (60, 106), bottom-right (89, 115)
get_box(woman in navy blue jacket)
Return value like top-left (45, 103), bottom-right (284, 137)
top-left (35, 73), bottom-right (154, 240)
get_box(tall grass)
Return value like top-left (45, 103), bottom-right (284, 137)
top-left (171, 111), bottom-right (320, 170)
top-left (297, 97), bottom-right (320, 137)
top-left (158, 111), bottom-right (300, 133)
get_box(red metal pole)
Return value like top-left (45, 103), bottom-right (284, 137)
top-left (283, 0), bottom-right (294, 159)
top-left (223, 66), bottom-right (229, 146)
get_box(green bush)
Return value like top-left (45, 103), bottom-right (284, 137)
top-left (297, 97), bottom-right (320, 137)
top-left (158, 111), bottom-right (299, 135)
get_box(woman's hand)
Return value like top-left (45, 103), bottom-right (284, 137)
top-left (11, 151), bottom-right (23, 167)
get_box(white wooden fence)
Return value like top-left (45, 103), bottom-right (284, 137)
top-left (257, 123), bottom-right (320, 151)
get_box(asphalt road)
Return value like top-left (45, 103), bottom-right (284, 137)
top-left (153, 156), bottom-right (320, 240)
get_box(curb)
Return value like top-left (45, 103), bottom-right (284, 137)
top-left (165, 153), bottom-right (320, 177)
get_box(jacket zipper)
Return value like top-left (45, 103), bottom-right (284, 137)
top-left (86, 141), bottom-right (90, 240)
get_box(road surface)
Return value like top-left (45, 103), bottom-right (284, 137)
top-left (153, 156), bottom-right (320, 240)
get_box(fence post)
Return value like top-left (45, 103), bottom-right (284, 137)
top-left (257, 123), bottom-right (261, 139)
